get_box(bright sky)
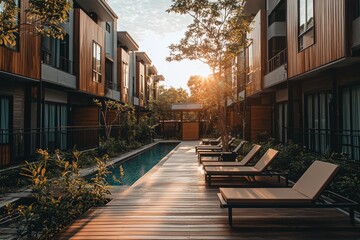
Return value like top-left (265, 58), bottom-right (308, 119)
top-left (107, 0), bottom-right (212, 91)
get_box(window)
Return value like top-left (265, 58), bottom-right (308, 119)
top-left (123, 62), bottom-right (129, 88)
top-left (42, 35), bottom-right (72, 74)
top-left (0, 0), bottom-right (20, 51)
top-left (356, 0), bottom-right (360, 18)
top-left (106, 22), bottom-right (111, 33)
top-left (92, 41), bottom-right (102, 83)
top-left (268, 1), bottom-right (286, 26)
top-left (298, 0), bottom-right (314, 51)
top-left (341, 86), bottom-right (360, 161)
top-left (59, 34), bottom-right (71, 73)
top-left (44, 102), bottom-right (67, 151)
top-left (0, 97), bottom-right (11, 144)
top-left (140, 74), bottom-right (144, 94)
top-left (305, 91), bottom-right (331, 154)
top-left (276, 102), bottom-right (288, 143)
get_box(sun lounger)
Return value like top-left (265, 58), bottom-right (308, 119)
top-left (203, 148), bottom-right (279, 186)
top-left (200, 143), bottom-right (260, 164)
top-left (201, 136), bottom-right (221, 145)
top-left (195, 137), bottom-right (235, 154)
top-left (217, 160), bottom-right (359, 226)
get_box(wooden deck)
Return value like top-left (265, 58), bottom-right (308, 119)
top-left (57, 141), bottom-right (359, 239)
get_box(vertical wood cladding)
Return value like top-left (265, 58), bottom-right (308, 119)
top-left (0, 83), bottom-right (24, 130)
top-left (250, 106), bottom-right (272, 141)
top-left (0, 0), bottom-right (41, 79)
top-left (247, 9), bottom-right (266, 96)
top-left (71, 106), bottom-right (99, 126)
top-left (182, 122), bottom-right (199, 140)
top-left (287, 0), bottom-right (346, 78)
top-left (137, 62), bottom-right (145, 107)
top-left (74, 9), bottom-right (105, 96)
top-left (118, 48), bottom-right (130, 103)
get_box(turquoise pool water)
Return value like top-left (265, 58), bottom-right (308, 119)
top-left (90, 142), bottom-right (179, 186)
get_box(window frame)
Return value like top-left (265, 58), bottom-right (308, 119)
top-left (92, 41), bottom-right (102, 83)
top-left (298, 0), bottom-right (314, 51)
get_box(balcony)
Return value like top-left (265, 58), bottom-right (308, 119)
top-left (41, 50), bottom-right (76, 89)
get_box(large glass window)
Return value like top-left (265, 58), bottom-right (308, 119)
top-left (123, 62), bottom-right (129, 88)
top-left (0, 97), bottom-right (11, 144)
top-left (356, 0), bottom-right (360, 18)
top-left (92, 41), bottom-right (102, 83)
top-left (305, 91), bottom-right (331, 154)
top-left (42, 35), bottom-right (72, 74)
top-left (341, 86), bottom-right (360, 161)
top-left (298, 0), bottom-right (314, 51)
top-left (44, 102), bottom-right (67, 151)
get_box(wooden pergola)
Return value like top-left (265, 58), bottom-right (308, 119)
top-left (171, 103), bottom-right (203, 140)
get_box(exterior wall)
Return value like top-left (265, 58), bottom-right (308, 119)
top-left (0, 0), bottom-right (41, 80)
top-left (74, 9), bottom-right (105, 96)
top-left (287, 0), bottom-right (346, 78)
top-left (0, 82), bottom-right (24, 130)
top-left (250, 105), bottom-right (272, 141)
top-left (247, 9), bottom-right (267, 96)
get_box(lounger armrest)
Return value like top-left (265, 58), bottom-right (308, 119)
top-left (217, 193), bottom-right (228, 208)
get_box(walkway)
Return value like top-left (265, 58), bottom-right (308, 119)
top-left (57, 141), bottom-right (359, 239)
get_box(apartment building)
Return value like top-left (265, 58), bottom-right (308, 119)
top-left (0, 1), bottom-right (164, 167)
top-left (231, 0), bottom-right (360, 160)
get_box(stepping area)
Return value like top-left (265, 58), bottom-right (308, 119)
top-left (57, 141), bottom-right (359, 239)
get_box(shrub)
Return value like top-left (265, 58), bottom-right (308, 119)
top-left (7, 149), bottom-right (111, 239)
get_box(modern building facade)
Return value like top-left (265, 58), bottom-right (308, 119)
top-left (0, 0), bottom-right (164, 167)
top-left (230, 0), bottom-right (360, 161)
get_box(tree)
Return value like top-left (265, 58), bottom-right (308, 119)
top-left (0, 0), bottom-right (71, 46)
top-left (167, 0), bottom-right (252, 150)
top-left (150, 86), bottom-right (189, 121)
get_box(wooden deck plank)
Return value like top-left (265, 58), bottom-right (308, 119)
top-left (56, 141), bottom-right (359, 239)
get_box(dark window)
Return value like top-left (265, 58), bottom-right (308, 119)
top-left (304, 91), bottom-right (331, 154)
top-left (92, 41), bottom-right (102, 83)
top-left (268, 1), bottom-right (286, 26)
top-left (42, 35), bottom-right (72, 74)
top-left (106, 22), bottom-right (111, 33)
top-left (356, 0), bottom-right (360, 18)
top-left (341, 86), bottom-right (360, 161)
top-left (276, 102), bottom-right (288, 143)
top-left (268, 36), bottom-right (286, 60)
top-left (43, 102), bottom-right (67, 151)
top-left (298, 0), bottom-right (314, 51)
top-left (0, 96), bottom-right (11, 144)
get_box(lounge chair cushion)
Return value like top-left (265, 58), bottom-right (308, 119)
top-left (220, 188), bottom-right (312, 204)
top-left (292, 161), bottom-right (339, 200)
top-left (204, 166), bottom-right (261, 175)
top-left (254, 148), bottom-right (279, 171)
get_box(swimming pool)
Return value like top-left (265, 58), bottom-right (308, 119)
top-left (89, 142), bottom-right (179, 186)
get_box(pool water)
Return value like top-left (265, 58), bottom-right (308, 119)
top-left (90, 142), bottom-right (179, 186)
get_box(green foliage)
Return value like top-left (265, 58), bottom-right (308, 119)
top-left (0, 0), bottom-right (71, 46)
top-left (0, 0), bottom-right (19, 46)
top-left (256, 137), bottom-right (360, 203)
top-left (11, 149), bottom-right (111, 239)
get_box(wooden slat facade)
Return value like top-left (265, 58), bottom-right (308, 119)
top-left (136, 62), bottom-right (145, 107)
top-left (287, 0), bottom-right (346, 79)
top-left (247, 9), bottom-right (266, 97)
top-left (0, 0), bottom-right (41, 80)
top-left (182, 122), bottom-right (199, 140)
top-left (57, 141), bottom-right (360, 239)
top-left (250, 106), bottom-right (272, 141)
top-left (118, 48), bottom-right (130, 103)
top-left (74, 9), bottom-right (105, 96)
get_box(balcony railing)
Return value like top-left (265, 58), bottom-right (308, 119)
top-left (267, 49), bottom-right (287, 73)
top-left (105, 81), bottom-right (120, 91)
top-left (42, 50), bottom-right (74, 74)
top-left (0, 126), bottom-right (126, 167)
top-left (279, 127), bottom-right (360, 161)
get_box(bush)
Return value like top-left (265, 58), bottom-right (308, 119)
top-left (7, 149), bottom-right (111, 239)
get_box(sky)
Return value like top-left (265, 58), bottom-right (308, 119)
top-left (107, 0), bottom-right (211, 91)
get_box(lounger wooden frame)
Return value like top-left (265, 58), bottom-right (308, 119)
top-left (216, 161), bottom-right (359, 226)
top-left (204, 148), bottom-right (280, 186)
top-left (198, 141), bottom-right (247, 163)
top-left (217, 191), bottom-right (359, 226)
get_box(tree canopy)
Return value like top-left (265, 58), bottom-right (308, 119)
top-left (0, 0), bottom-right (71, 46)
top-left (167, 0), bottom-right (252, 149)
